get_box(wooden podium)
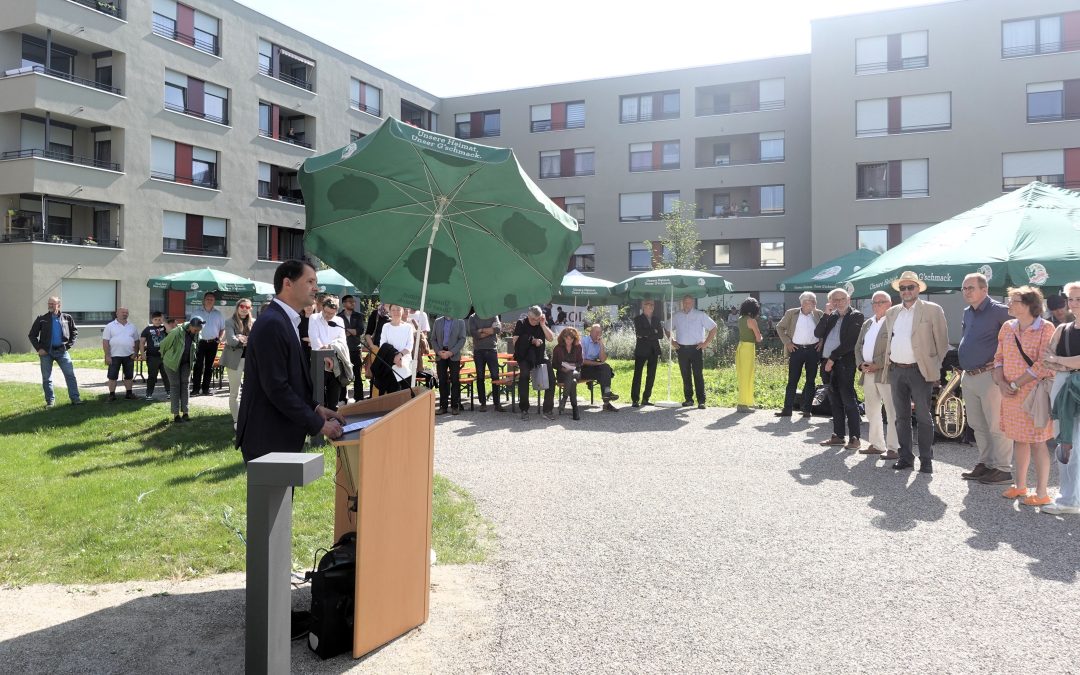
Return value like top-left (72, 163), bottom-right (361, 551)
top-left (330, 387), bottom-right (435, 659)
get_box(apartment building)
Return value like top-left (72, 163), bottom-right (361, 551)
top-left (0, 0), bottom-right (437, 350)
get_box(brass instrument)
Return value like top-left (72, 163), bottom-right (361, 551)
top-left (934, 367), bottom-right (966, 440)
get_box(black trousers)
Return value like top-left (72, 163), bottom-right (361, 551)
top-left (324, 373), bottom-right (341, 412)
top-left (890, 365), bottom-right (935, 461)
top-left (436, 358), bottom-right (462, 410)
top-left (580, 363), bottom-right (614, 391)
top-left (347, 348), bottom-right (363, 401)
top-left (191, 340), bottom-right (217, 393)
top-left (473, 348), bottom-right (500, 405)
top-left (145, 352), bottom-right (170, 396)
top-left (558, 368), bottom-right (578, 411)
top-left (518, 359), bottom-right (554, 413)
top-left (827, 357), bottom-right (861, 438)
top-left (783, 346), bottom-right (819, 412)
top-left (677, 346), bottom-right (706, 404)
top-left (631, 348), bottom-right (659, 403)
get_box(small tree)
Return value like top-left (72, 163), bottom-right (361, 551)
top-left (645, 200), bottom-right (704, 271)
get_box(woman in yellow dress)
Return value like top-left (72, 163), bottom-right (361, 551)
top-left (736, 297), bottom-right (763, 413)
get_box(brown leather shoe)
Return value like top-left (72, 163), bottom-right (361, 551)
top-left (880, 449), bottom-right (899, 460)
top-left (819, 434), bottom-right (845, 446)
top-left (859, 444), bottom-right (884, 455)
top-left (844, 437), bottom-right (861, 451)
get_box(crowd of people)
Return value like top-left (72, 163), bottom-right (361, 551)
top-left (26, 261), bottom-right (1080, 515)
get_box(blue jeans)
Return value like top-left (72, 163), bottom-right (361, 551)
top-left (40, 347), bottom-right (80, 403)
top-left (1051, 373), bottom-right (1080, 507)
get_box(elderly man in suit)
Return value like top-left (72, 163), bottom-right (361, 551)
top-left (883, 270), bottom-right (950, 474)
top-left (815, 288), bottom-right (865, 450)
top-left (856, 291), bottom-right (898, 457)
top-left (432, 313), bottom-right (467, 415)
top-left (236, 259), bottom-right (345, 463)
top-left (775, 291), bottom-right (823, 418)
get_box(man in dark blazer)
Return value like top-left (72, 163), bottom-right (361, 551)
top-left (338, 294), bottom-right (367, 402)
top-left (237, 259), bottom-right (345, 463)
top-left (814, 287), bottom-right (865, 450)
top-left (631, 299), bottom-right (666, 407)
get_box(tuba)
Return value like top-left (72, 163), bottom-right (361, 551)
top-left (934, 367), bottom-right (966, 440)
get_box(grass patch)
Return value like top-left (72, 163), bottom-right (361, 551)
top-left (0, 382), bottom-right (490, 584)
top-left (2, 348), bottom-right (110, 370)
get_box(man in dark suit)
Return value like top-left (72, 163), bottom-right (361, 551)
top-left (631, 299), bottom-right (666, 407)
top-left (814, 287), bottom-right (865, 450)
top-left (237, 259), bottom-right (345, 463)
top-left (338, 294), bottom-right (366, 402)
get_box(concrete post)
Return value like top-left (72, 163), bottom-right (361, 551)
top-left (245, 452), bottom-right (325, 675)
top-left (310, 348), bottom-right (330, 448)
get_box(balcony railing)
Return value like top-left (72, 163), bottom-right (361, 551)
top-left (620, 110), bottom-right (680, 123)
top-left (695, 99), bottom-right (784, 116)
top-left (855, 55), bottom-right (929, 74)
top-left (152, 19), bottom-right (219, 56)
top-left (1003, 176), bottom-right (1079, 192)
top-left (856, 122), bottom-right (951, 136)
top-left (1002, 38), bottom-right (1080, 59)
top-left (856, 187), bottom-right (930, 199)
top-left (2, 216), bottom-right (119, 247)
top-left (349, 99), bottom-right (381, 117)
top-left (258, 183), bottom-right (304, 205)
top-left (257, 63), bottom-right (314, 92)
top-left (258, 128), bottom-right (313, 149)
top-left (2, 64), bottom-right (121, 95)
top-left (695, 206), bottom-right (785, 218)
top-left (1027, 110), bottom-right (1080, 124)
top-left (164, 100), bottom-right (228, 125)
top-left (530, 119), bottom-right (585, 133)
top-left (1, 148), bottom-right (120, 171)
top-left (698, 154), bottom-right (784, 168)
top-left (163, 242), bottom-right (228, 257)
top-left (151, 170), bottom-right (218, 189)
top-left (71, 0), bottom-right (122, 18)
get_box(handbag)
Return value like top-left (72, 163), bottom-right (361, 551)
top-left (530, 363), bottom-right (550, 391)
top-left (1014, 325), bottom-right (1052, 427)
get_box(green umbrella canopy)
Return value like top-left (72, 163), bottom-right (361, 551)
top-left (845, 182), bottom-right (1080, 297)
top-left (298, 117), bottom-right (581, 319)
top-left (777, 248), bottom-right (880, 293)
top-left (551, 269), bottom-right (621, 305)
top-left (316, 268), bottom-right (361, 297)
top-left (615, 268), bottom-right (735, 301)
top-left (146, 267), bottom-right (256, 295)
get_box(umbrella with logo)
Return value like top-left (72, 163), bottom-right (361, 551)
top-left (776, 248), bottom-right (879, 293)
top-left (845, 182), bottom-right (1080, 297)
top-left (146, 267), bottom-right (256, 295)
top-left (551, 269), bottom-right (622, 319)
top-left (316, 268), bottom-right (362, 297)
top-left (615, 268), bottom-right (735, 407)
top-left (298, 117), bottom-right (581, 384)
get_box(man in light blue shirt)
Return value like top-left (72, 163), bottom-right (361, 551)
top-left (581, 324), bottom-right (619, 411)
top-left (671, 295), bottom-right (717, 409)
top-left (188, 291), bottom-right (225, 396)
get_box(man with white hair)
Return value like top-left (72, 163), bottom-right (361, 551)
top-left (815, 288), bottom-right (864, 449)
top-left (775, 291), bottom-right (823, 417)
top-left (856, 291), bottom-right (898, 456)
top-left (513, 305), bottom-right (556, 420)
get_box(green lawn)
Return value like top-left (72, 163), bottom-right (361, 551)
top-left (0, 383), bottom-right (490, 585)
top-left (1, 348), bottom-right (110, 370)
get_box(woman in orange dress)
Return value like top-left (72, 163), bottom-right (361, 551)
top-left (993, 286), bottom-right (1056, 505)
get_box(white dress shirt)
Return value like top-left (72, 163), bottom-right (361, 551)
top-left (862, 315), bottom-right (885, 364)
top-left (308, 312), bottom-right (346, 350)
top-left (379, 321), bottom-right (415, 353)
top-left (672, 309), bottom-right (717, 346)
top-left (272, 298), bottom-right (301, 343)
top-left (890, 305), bottom-right (917, 364)
top-left (792, 311), bottom-right (818, 345)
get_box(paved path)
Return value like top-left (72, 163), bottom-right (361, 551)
top-left (3, 362), bottom-right (1078, 673)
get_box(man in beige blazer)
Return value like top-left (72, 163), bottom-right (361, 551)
top-left (775, 291), bottom-right (823, 417)
top-left (856, 291), bottom-right (898, 457)
top-left (883, 271), bottom-right (950, 473)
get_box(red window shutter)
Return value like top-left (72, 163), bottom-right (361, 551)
top-left (167, 290), bottom-right (186, 321)
top-left (270, 226), bottom-right (280, 261)
top-left (185, 214), bottom-right (203, 252)
top-left (175, 143), bottom-right (193, 184)
top-left (888, 97), bottom-right (902, 134)
top-left (887, 224), bottom-right (902, 249)
top-left (470, 112), bottom-right (483, 139)
top-left (1063, 11), bottom-right (1080, 51)
top-left (749, 189), bottom-right (760, 215)
top-left (887, 33), bottom-right (902, 69)
top-left (651, 191), bottom-right (663, 219)
top-left (1064, 148), bottom-right (1080, 189)
top-left (1064, 79), bottom-right (1080, 119)
top-left (176, 3), bottom-right (195, 46)
top-left (560, 149), bottom-right (575, 177)
top-left (187, 78), bottom-right (204, 116)
top-left (358, 83), bottom-right (365, 107)
top-left (552, 103), bottom-right (567, 131)
top-left (652, 93), bottom-right (664, 118)
top-left (551, 197), bottom-right (566, 209)
top-left (271, 105), bottom-right (280, 139)
top-left (652, 142), bottom-right (663, 171)
top-left (269, 167), bottom-right (279, 198)
top-left (887, 160), bottom-right (903, 197)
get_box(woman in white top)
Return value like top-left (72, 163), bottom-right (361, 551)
top-left (307, 295), bottom-right (349, 409)
top-left (379, 304), bottom-right (414, 355)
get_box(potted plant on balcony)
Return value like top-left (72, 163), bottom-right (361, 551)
top-left (97, 0), bottom-right (119, 13)
top-left (84, 235), bottom-right (98, 246)
top-left (49, 234), bottom-right (64, 244)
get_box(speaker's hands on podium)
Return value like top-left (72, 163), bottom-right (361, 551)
top-left (316, 404), bottom-right (346, 440)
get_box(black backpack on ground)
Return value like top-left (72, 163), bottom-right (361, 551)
top-left (306, 532), bottom-right (357, 659)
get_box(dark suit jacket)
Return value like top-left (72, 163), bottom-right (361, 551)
top-left (633, 313), bottom-right (664, 359)
top-left (236, 300), bottom-right (323, 462)
top-left (337, 309), bottom-right (366, 353)
top-left (814, 309), bottom-right (865, 363)
top-left (28, 312), bottom-right (78, 351)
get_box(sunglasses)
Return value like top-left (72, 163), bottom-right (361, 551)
top-left (898, 285), bottom-right (918, 291)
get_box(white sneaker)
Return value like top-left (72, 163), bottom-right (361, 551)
top-left (1041, 502), bottom-right (1080, 515)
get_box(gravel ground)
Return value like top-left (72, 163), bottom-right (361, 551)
top-left (3, 361), bottom-right (1078, 673)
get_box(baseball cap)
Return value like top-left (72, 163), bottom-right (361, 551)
top-left (1047, 294), bottom-right (1067, 311)
top-left (188, 316), bottom-right (205, 327)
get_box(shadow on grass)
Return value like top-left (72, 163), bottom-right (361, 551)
top-left (0, 585), bottom-right (369, 674)
top-left (0, 397), bottom-right (138, 435)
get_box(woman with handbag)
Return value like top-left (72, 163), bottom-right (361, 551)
top-left (1042, 281), bottom-right (1080, 515)
top-left (993, 286), bottom-right (1056, 506)
top-left (222, 299), bottom-right (254, 426)
top-left (553, 327), bottom-right (584, 421)
top-left (513, 305), bottom-right (555, 421)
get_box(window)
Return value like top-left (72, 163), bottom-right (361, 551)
top-left (569, 244), bottom-right (595, 273)
top-left (629, 243), bottom-right (652, 271)
top-left (759, 185), bottom-right (785, 214)
top-left (629, 141), bottom-right (679, 171)
top-left (1002, 14), bottom-right (1074, 58)
top-left (856, 160), bottom-right (929, 198)
top-left (152, 1), bottom-right (220, 55)
top-left (19, 115), bottom-right (75, 162)
top-left (858, 226), bottom-right (889, 253)
top-left (540, 148), bottom-right (593, 178)
top-left (258, 39), bottom-right (316, 91)
top-left (759, 78), bottom-right (785, 110)
top-left (539, 151), bottom-right (560, 178)
top-left (21, 35), bottom-right (76, 76)
top-left (629, 143), bottom-right (652, 172)
top-left (1002, 149), bottom-right (1068, 190)
top-left (901, 223), bottom-right (932, 241)
top-left (349, 79), bottom-right (382, 116)
top-left (855, 30), bottom-right (929, 74)
top-left (564, 196), bottom-right (585, 224)
top-left (620, 193), bottom-right (652, 222)
top-left (163, 70), bottom-right (229, 124)
top-left (60, 279), bottom-right (116, 324)
top-left (856, 93), bottom-right (951, 136)
top-left (258, 224), bottom-right (305, 261)
top-left (258, 102), bottom-right (271, 136)
top-left (350, 130), bottom-right (365, 143)
top-left (455, 110), bottom-right (500, 139)
top-left (151, 137), bottom-right (219, 188)
top-left (258, 162), bottom-right (303, 203)
top-left (1027, 81), bottom-right (1080, 122)
top-left (714, 244), bottom-right (730, 266)
top-left (759, 132), bottom-right (785, 162)
top-left (620, 90), bottom-right (680, 123)
top-left (661, 191), bottom-right (679, 216)
top-left (857, 162), bottom-right (887, 198)
top-left (530, 101), bottom-right (585, 132)
top-left (574, 148), bottom-right (594, 176)
top-left (759, 239), bottom-right (784, 267)
top-left (163, 210), bottom-right (227, 256)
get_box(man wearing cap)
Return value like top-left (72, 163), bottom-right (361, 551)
top-left (957, 272), bottom-right (1013, 484)
top-left (815, 288), bottom-right (864, 450)
top-left (189, 291), bottom-right (225, 397)
top-left (161, 316), bottom-right (203, 422)
top-left (775, 291), bottom-right (823, 418)
top-left (883, 271), bottom-right (949, 473)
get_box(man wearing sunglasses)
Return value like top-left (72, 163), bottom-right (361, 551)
top-left (883, 271), bottom-right (949, 474)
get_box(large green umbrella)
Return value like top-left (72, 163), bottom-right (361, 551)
top-left (299, 117), bottom-right (581, 320)
top-left (146, 267), bottom-right (256, 295)
top-left (316, 268), bottom-right (361, 297)
top-left (552, 269), bottom-right (621, 307)
top-left (845, 182), bottom-right (1080, 297)
top-left (777, 248), bottom-right (879, 293)
top-left (615, 268), bottom-right (734, 407)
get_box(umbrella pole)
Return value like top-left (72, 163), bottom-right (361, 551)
top-left (653, 284), bottom-right (681, 408)
top-left (411, 207), bottom-right (445, 388)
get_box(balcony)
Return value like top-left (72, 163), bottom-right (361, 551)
top-left (2, 198), bottom-right (122, 248)
top-left (162, 242), bottom-right (227, 257)
top-left (152, 18), bottom-right (219, 56)
top-left (1002, 38), bottom-right (1080, 59)
top-left (401, 99), bottom-right (436, 131)
top-left (855, 55), bottom-right (929, 74)
top-left (695, 81), bottom-right (784, 117)
top-left (151, 169), bottom-right (218, 190)
top-left (1003, 175), bottom-right (1079, 192)
top-left (2, 64), bottom-right (120, 95)
top-left (2, 147), bottom-right (119, 172)
top-left (258, 164), bottom-right (304, 205)
top-left (258, 102), bottom-right (314, 149)
top-left (349, 99), bottom-right (381, 117)
top-left (257, 63), bottom-right (313, 92)
top-left (164, 100), bottom-right (227, 126)
top-left (69, 0), bottom-right (123, 19)
top-left (856, 186), bottom-right (929, 199)
top-left (694, 133), bottom-right (784, 168)
top-left (695, 186), bottom-right (785, 219)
